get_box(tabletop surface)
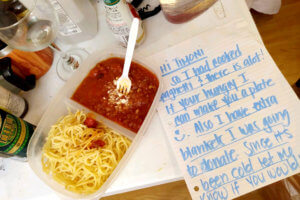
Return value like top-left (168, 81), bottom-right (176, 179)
top-left (0, 0), bottom-right (264, 199)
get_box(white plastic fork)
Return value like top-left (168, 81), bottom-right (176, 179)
top-left (116, 18), bottom-right (140, 95)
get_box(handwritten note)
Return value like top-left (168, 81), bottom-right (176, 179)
top-left (151, 23), bottom-right (300, 200)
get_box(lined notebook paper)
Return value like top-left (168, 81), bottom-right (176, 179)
top-left (151, 21), bottom-right (300, 200)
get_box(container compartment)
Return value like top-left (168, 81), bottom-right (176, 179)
top-left (65, 99), bottom-right (136, 140)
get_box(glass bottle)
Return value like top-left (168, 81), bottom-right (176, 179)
top-left (103, 0), bottom-right (145, 47)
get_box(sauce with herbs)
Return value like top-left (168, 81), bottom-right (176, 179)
top-left (71, 57), bottom-right (159, 133)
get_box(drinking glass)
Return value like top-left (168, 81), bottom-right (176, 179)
top-left (0, 0), bottom-right (88, 81)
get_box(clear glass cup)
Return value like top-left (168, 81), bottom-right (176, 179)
top-left (0, 0), bottom-right (88, 81)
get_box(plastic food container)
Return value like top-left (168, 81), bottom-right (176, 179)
top-left (27, 48), bottom-right (162, 200)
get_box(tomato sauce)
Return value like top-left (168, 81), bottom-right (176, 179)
top-left (71, 57), bottom-right (159, 133)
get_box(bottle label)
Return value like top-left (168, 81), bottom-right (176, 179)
top-left (104, 2), bottom-right (130, 46)
top-left (49, 0), bottom-right (82, 36)
top-left (104, 0), bottom-right (120, 6)
top-left (0, 86), bottom-right (25, 117)
top-left (0, 113), bottom-right (34, 157)
top-left (104, 1), bottom-right (144, 46)
top-left (0, 114), bottom-right (16, 147)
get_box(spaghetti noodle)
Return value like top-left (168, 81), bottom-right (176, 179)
top-left (41, 111), bottom-right (131, 194)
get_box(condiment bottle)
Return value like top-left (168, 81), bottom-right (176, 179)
top-left (159, 0), bottom-right (217, 24)
top-left (0, 108), bottom-right (35, 158)
top-left (103, 0), bottom-right (145, 47)
top-left (0, 86), bottom-right (28, 118)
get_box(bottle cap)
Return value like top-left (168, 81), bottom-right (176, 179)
top-left (129, 0), bottom-right (161, 20)
top-left (0, 40), bottom-right (12, 57)
top-left (0, 57), bottom-right (36, 91)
